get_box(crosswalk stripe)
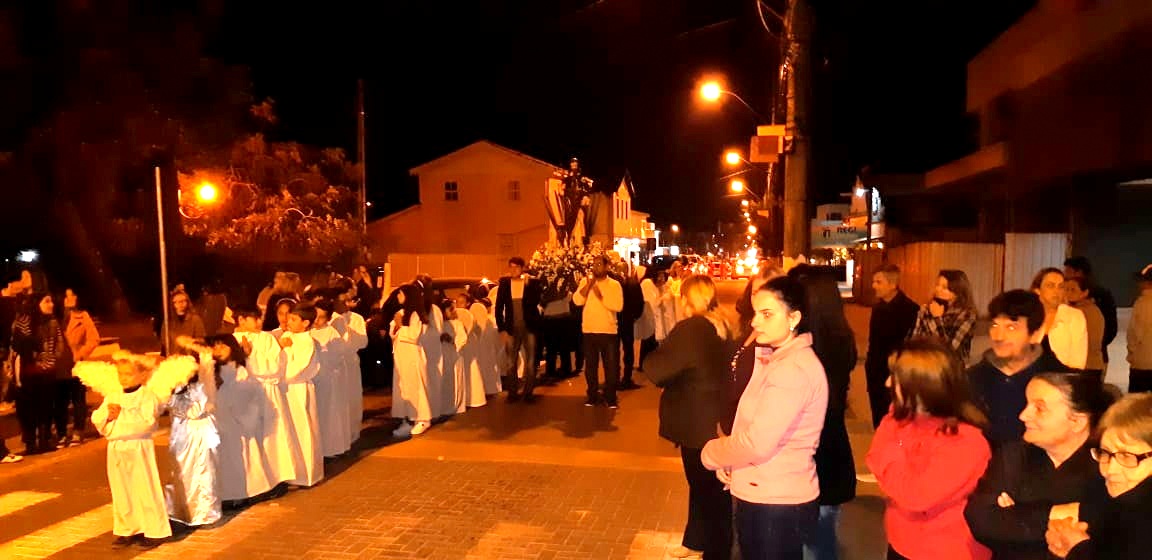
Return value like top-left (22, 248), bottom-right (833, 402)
top-left (0, 504), bottom-right (112, 558)
top-left (0, 492), bottom-right (60, 518)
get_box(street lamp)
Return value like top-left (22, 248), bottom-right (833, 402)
top-left (741, 200), bottom-right (750, 207)
top-left (697, 80), bottom-right (767, 122)
top-left (748, 225), bottom-right (758, 234)
top-left (671, 224), bottom-right (680, 233)
top-left (724, 150), bottom-right (743, 166)
top-left (730, 179), bottom-right (745, 193)
top-left (197, 182), bottom-right (219, 204)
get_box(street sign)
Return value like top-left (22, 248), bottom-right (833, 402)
top-left (749, 125), bottom-right (786, 163)
top-left (811, 220), bottom-right (865, 248)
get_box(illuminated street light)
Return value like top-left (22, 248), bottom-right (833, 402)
top-left (724, 150), bottom-right (742, 166)
top-left (730, 179), bottom-right (745, 193)
top-left (197, 182), bottom-right (219, 204)
top-left (741, 200), bottom-right (749, 207)
top-left (748, 225), bottom-right (758, 234)
top-left (671, 224), bottom-right (680, 233)
top-left (700, 81), bottom-right (722, 102)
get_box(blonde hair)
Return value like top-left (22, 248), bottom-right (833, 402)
top-left (681, 274), bottom-right (732, 340)
top-left (1099, 393), bottom-right (1152, 447)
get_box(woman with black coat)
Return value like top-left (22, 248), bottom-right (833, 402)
top-left (645, 275), bottom-right (734, 560)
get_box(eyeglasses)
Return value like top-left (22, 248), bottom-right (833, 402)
top-left (1090, 447), bottom-right (1152, 468)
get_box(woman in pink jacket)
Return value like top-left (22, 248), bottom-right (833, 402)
top-left (701, 276), bottom-right (828, 560)
top-left (866, 337), bottom-right (991, 560)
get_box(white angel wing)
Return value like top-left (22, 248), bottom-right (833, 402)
top-left (146, 354), bottom-right (200, 402)
top-left (72, 361), bottom-right (124, 399)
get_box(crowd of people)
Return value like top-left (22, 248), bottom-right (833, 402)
top-left (4, 251), bottom-right (1152, 558)
top-left (639, 255), bottom-right (1151, 560)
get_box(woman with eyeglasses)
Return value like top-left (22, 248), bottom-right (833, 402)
top-left (1046, 393), bottom-right (1152, 559)
top-left (964, 373), bottom-right (1113, 559)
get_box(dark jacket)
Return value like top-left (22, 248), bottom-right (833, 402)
top-left (812, 330), bottom-right (858, 506)
top-left (644, 315), bottom-right (730, 449)
top-left (967, 350), bottom-right (1075, 446)
top-left (616, 274), bottom-right (645, 335)
top-left (12, 312), bottom-right (71, 379)
top-left (1067, 476), bottom-right (1152, 559)
top-left (964, 441), bottom-right (1104, 560)
top-left (495, 276), bottom-right (543, 334)
top-left (865, 290), bottom-right (920, 374)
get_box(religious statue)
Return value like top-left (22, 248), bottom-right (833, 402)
top-left (545, 157), bottom-right (597, 247)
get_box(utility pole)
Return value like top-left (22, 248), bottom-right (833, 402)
top-left (357, 78), bottom-right (369, 261)
top-left (781, 0), bottom-right (814, 261)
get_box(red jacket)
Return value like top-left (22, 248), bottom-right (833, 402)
top-left (866, 414), bottom-right (991, 560)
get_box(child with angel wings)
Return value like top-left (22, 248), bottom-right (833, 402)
top-left (72, 348), bottom-right (200, 550)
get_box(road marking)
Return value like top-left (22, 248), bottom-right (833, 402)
top-left (0, 504), bottom-right (112, 558)
top-left (0, 491), bottom-right (60, 517)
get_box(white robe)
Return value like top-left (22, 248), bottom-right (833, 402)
top-left (391, 313), bottom-right (432, 422)
top-left (280, 331), bottom-right (323, 487)
top-left (215, 363), bottom-right (276, 500)
top-left (421, 306), bottom-right (447, 417)
top-left (457, 308), bottom-right (487, 408)
top-left (92, 387), bottom-right (172, 539)
top-left (340, 312), bottom-right (368, 445)
top-left (165, 381), bottom-right (222, 526)
top-left (311, 325), bottom-right (352, 457)
top-left (444, 318), bottom-right (468, 415)
top-left (237, 331), bottom-right (300, 486)
top-left (470, 303), bottom-right (503, 395)
top-left (636, 278), bottom-right (659, 341)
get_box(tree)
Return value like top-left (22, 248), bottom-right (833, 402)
top-left (178, 101), bottom-right (365, 256)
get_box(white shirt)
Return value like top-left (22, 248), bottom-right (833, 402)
top-left (572, 276), bottom-right (624, 335)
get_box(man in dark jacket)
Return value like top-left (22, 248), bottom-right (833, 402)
top-left (616, 266), bottom-right (645, 389)
top-left (864, 264), bottom-right (920, 428)
top-left (495, 257), bottom-right (544, 402)
top-left (967, 290), bottom-right (1075, 447)
top-left (1064, 256), bottom-right (1118, 365)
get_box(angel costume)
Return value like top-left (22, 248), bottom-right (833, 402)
top-left (469, 302), bottom-right (503, 395)
top-left (165, 377), bottom-right (222, 526)
top-left (443, 317), bottom-right (468, 415)
top-left (456, 305), bottom-right (487, 408)
top-left (77, 355), bottom-right (199, 540)
top-left (390, 312), bottom-right (432, 424)
top-left (420, 305), bottom-right (446, 418)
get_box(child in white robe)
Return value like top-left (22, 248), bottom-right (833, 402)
top-left (470, 301), bottom-right (503, 396)
top-left (454, 294), bottom-right (486, 408)
top-left (279, 303), bottom-right (323, 486)
top-left (440, 300), bottom-right (467, 415)
top-left (203, 334), bottom-right (276, 503)
top-left (391, 285), bottom-right (432, 437)
top-left (331, 280), bottom-right (369, 447)
top-left (74, 351), bottom-right (199, 549)
top-left (310, 299), bottom-right (352, 458)
top-left (164, 346), bottom-right (222, 527)
top-left (234, 306), bottom-right (299, 487)
top-left (420, 302), bottom-right (447, 419)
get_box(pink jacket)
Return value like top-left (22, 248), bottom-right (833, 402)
top-left (701, 333), bottom-right (828, 504)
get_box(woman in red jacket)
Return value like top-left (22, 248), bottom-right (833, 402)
top-left (866, 337), bottom-right (992, 560)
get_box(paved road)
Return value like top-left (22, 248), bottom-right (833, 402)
top-left (0, 280), bottom-right (891, 560)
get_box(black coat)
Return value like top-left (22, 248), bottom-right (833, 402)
top-left (964, 441), bottom-right (1103, 560)
top-left (812, 330), bottom-right (857, 506)
top-left (644, 315), bottom-right (731, 449)
top-left (1067, 476), bottom-right (1152, 559)
top-left (495, 276), bottom-right (543, 334)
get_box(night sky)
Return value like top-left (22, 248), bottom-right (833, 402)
top-left (214, 0), bottom-right (1035, 232)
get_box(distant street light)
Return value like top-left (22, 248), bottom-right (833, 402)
top-left (671, 224), bottom-right (680, 233)
top-left (741, 200), bottom-right (750, 207)
top-left (730, 179), bottom-right (745, 193)
top-left (724, 150), bottom-right (743, 166)
top-left (197, 182), bottom-right (219, 204)
top-left (748, 225), bottom-right (758, 234)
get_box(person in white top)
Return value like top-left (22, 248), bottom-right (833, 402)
top-left (1031, 268), bottom-right (1088, 369)
top-left (278, 304), bottom-right (323, 487)
top-left (572, 255), bottom-right (624, 408)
